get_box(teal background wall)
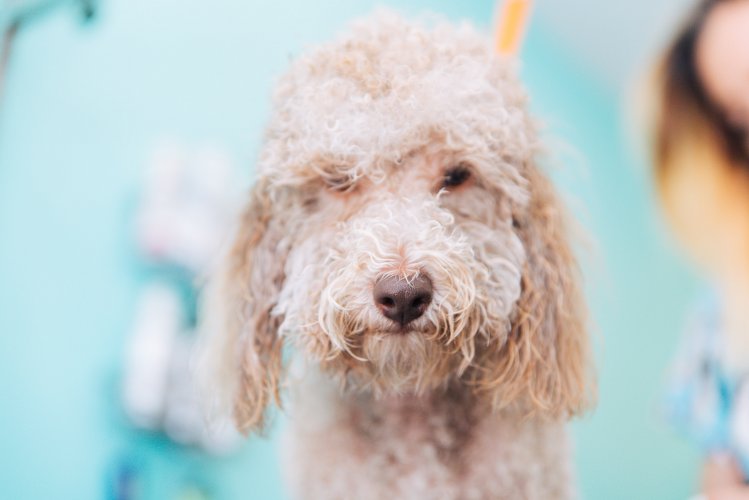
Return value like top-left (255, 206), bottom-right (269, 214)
top-left (0, 0), bottom-right (702, 498)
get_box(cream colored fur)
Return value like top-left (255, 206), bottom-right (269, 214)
top-left (198, 11), bottom-right (594, 500)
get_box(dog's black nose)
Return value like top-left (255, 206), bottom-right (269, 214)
top-left (373, 274), bottom-right (433, 328)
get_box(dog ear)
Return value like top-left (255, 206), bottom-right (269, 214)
top-left (199, 177), bottom-right (286, 434)
top-left (475, 165), bottom-right (594, 418)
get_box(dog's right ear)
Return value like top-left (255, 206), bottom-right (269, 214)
top-left (199, 177), bottom-right (286, 435)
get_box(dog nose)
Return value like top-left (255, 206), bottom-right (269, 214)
top-left (373, 274), bottom-right (433, 328)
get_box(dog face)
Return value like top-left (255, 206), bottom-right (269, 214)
top-left (280, 147), bottom-right (527, 391)
top-left (201, 13), bottom-right (592, 433)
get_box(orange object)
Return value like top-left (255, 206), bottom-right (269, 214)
top-left (494, 0), bottom-right (533, 56)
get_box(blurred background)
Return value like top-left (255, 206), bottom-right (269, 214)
top-left (0, 0), bottom-right (704, 498)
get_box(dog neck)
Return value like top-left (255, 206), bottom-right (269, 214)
top-left (285, 364), bottom-right (567, 492)
top-left (289, 363), bottom-right (492, 449)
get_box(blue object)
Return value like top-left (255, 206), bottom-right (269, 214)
top-left (664, 291), bottom-right (749, 478)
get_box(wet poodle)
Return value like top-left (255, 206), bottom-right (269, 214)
top-left (199, 11), bottom-right (594, 500)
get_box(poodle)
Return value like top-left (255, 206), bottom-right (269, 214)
top-left (199, 11), bottom-right (594, 500)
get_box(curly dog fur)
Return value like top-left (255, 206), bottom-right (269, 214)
top-left (199, 11), bottom-right (594, 500)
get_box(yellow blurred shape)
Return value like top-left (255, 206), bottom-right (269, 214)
top-left (494, 0), bottom-right (533, 56)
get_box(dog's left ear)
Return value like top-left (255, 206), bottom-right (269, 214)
top-left (476, 165), bottom-right (594, 418)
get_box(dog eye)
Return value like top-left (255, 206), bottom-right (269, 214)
top-left (324, 175), bottom-right (355, 193)
top-left (442, 165), bottom-right (471, 189)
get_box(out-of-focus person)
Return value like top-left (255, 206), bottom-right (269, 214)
top-left (651, 0), bottom-right (749, 499)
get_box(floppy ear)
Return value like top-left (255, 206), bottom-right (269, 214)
top-left (476, 165), bottom-right (594, 418)
top-left (199, 177), bottom-right (286, 434)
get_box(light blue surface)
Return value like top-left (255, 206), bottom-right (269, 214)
top-left (0, 1), bottom-right (701, 498)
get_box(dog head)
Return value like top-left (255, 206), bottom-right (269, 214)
top-left (200, 12), bottom-right (593, 434)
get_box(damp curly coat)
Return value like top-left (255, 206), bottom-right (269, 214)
top-left (199, 11), bottom-right (594, 500)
